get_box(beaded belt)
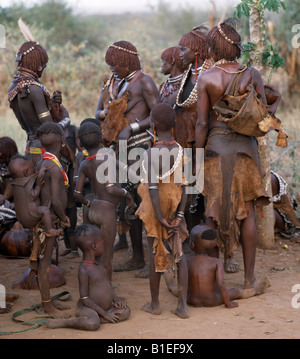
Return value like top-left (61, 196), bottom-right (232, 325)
top-left (127, 131), bottom-right (152, 149)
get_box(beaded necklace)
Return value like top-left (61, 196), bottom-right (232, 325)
top-left (213, 59), bottom-right (247, 74)
top-left (159, 74), bottom-right (183, 98)
top-left (8, 67), bottom-right (51, 103)
top-left (175, 64), bottom-right (199, 108)
top-left (141, 142), bottom-right (183, 181)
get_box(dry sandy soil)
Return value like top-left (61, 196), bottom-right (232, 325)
top-left (0, 233), bottom-right (299, 340)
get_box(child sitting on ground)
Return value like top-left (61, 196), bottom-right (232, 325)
top-left (46, 224), bottom-right (130, 331)
top-left (9, 155), bottom-right (62, 237)
top-left (187, 224), bottom-right (270, 308)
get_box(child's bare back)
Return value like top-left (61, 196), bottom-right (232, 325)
top-left (187, 224), bottom-right (270, 308)
top-left (187, 254), bottom-right (226, 307)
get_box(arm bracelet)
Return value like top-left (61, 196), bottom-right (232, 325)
top-left (58, 117), bottom-right (71, 130)
top-left (148, 185), bottom-right (159, 190)
top-left (130, 122), bottom-right (140, 134)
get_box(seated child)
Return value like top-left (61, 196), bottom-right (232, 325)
top-left (136, 103), bottom-right (189, 319)
top-left (74, 122), bottom-right (135, 281)
top-left (187, 224), bottom-right (271, 308)
top-left (8, 155), bottom-right (62, 237)
top-left (46, 224), bottom-right (130, 331)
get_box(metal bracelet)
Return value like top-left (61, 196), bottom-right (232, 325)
top-left (130, 122), bottom-right (140, 134)
top-left (37, 111), bottom-right (50, 119)
top-left (58, 117), bottom-right (71, 130)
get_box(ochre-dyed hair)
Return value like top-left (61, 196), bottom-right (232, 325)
top-left (105, 40), bottom-right (141, 72)
top-left (206, 20), bottom-right (242, 61)
top-left (161, 46), bottom-right (186, 73)
top-left (179, 25), bottom-right (209, 60)
top-left (151, 103), bottom-right (176, 131)
top-left (17, 41), bottom-right (48, 72)
top-left (0, 137), bottom-right (18, 165)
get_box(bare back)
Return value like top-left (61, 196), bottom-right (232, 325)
top-left (196, 63), bottom-right (267, 149)
top-left (199, 64), bottom-right (267, 129)
top-left (80, 156), bottom-right (121, 206)
top-left (187, 255), bottom-right (222, 306)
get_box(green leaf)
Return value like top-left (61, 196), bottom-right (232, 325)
top-left (234, 0), bottom-right (253, 18)
top-left (234, 3), bottom-right (243, 18)
top-left (241, 1), bottom-right (251, 17)
top-left (260, 0), bottom-right (286, 12)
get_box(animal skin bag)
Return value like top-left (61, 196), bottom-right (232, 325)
top-left (213, 69), bottom-right (288, 147)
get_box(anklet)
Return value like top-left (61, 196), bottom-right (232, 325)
top-left (42, 299), bottom-right (51, 303)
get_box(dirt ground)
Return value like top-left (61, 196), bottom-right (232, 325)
top-left (0, 233), bottom-right (300, 340)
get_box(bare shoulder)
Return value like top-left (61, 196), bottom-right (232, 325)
top-left (197, 68), bottom-right (217, 88)
top-left (78, 264), bottom-right (89, 277)
top-left (140, 72), bottom-right (157, 88)
top-left (44, 160), bottom-right (61, 176)
top-left (246, 66), bottom-right (263, 83)
top-left (28, 84), bottom-right (45, 97)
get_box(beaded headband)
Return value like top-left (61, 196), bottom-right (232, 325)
top-left (16, 42), bottom-right (40, 62)
top-left (108, 44), bottom-right (140, 56)
top-left (217, 24), bottom-right (245, 52)
top-left (218, 24), bottom-right (235, 45)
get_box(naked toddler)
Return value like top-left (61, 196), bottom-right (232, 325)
top-left (187, 224), bottom-right (270, 308)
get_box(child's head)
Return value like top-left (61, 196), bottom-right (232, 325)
top-left (75, 224), bottom-right (104, 257)
top-left (150, 103), bottom-right (176, 133)
top-left (0, 136), bottom-right (18, 166)
top-left (36, 122), bottom-right (64, 149)
top-left (78, 122), bottom-right (102, 151)
top-left (8, 155), bottom-right (35, 178)
top-left (80, 118), bottom-right (101, 127)
top-left (190, 224), bottom-right (218, 255)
